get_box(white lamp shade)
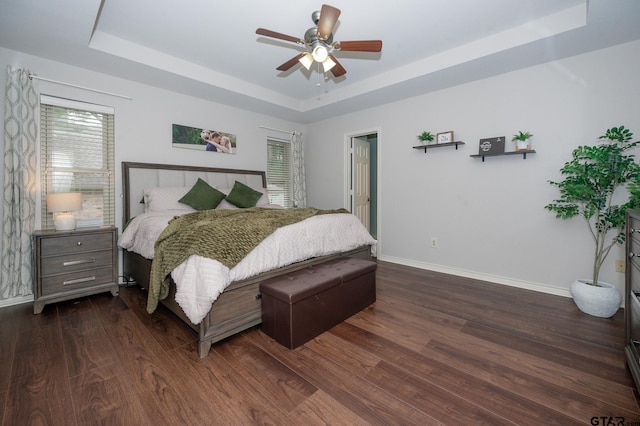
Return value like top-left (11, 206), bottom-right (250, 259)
top-left (311, 44), bottom-right (328, 62)
top-left (46, 192), bottom-right (82, 213)
top-left (322, 56), bottom-right (336, 72)
top-left (298, 52), bottom-right (314, 70)
top-left (46, 192), bottom-right (82, 231)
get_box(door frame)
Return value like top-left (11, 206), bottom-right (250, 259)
top-left (344, 127), bottom-right (381, 255)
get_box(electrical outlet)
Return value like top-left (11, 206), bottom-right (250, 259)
top-left (431, 237), bottom-right (438, 248)
top-left (615, 259), bottom-right (625, 273)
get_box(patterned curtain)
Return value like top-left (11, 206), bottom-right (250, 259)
top-left (1, 67), bottom-right (38, 299)
top-left (291, 131), bottom-right (307, 208)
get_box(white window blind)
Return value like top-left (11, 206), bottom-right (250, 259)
top-left (267, 138), bottom-right (293, 208)
top-left (40, 96), bottom-right (115, 229)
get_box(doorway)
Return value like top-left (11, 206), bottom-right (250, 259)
top-left (346, 130), bottom-right (379, 240)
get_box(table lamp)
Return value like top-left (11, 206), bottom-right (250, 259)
top-left (46, 192), bottom-right (82, 231)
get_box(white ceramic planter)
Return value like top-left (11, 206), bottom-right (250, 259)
top-left (570, 279), bottom-right (622, 318)
top-left (515, 140), bottom-right (530, 151)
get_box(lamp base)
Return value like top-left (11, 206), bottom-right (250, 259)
top-left (53, 213), bottom-right (77, 231)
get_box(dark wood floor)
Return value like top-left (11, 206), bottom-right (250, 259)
top-left (1, 260), bottom-right (638, 425)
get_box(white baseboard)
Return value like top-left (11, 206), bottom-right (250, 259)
top-left (0, 259), bottom-right (573, 309)
top-left (379, 255), bottom-right (572, 299)
top-left (0, 294), bottom-right (34, 308)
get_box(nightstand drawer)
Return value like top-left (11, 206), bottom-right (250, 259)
top-left (41, 267), bottom-right (115, 295)
top-left (39, 232), bottom-right (113, 257)
top-left (40, 249), bottom-right (113, 276)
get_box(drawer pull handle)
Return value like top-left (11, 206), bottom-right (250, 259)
top-left (631, 228), bottom-right (640, 234)
top-left (63, 276), bottom-right (95, 286)
top-left (77, 241), bottom-right (82, 246)
top-left (631, 253), bottom-right (640, 258)
top-left (63, 258), bottom-right (96, 267)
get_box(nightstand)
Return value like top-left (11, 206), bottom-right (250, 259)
top-left (32, 226), bottom-right (119, 314)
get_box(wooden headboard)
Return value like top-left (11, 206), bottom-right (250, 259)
top-left (122, 162), bottom-right (267, 223)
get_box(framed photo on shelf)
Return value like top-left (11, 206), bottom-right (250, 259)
top-left (437, 131), bottom-right (454, 144)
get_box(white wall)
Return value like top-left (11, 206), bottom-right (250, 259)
top-left (304, 39), bottom-right (640, 298)
top-left (0, 46), bottom-right (302, 233)
top-left (2, 40), bottom-right (640, 302)
top-left (0, 47), bottom-right (301, 304)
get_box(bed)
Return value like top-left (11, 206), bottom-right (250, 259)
top-left (120, 161), bottom-right (376, 357)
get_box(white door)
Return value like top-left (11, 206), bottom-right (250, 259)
top-left (352, 137), bottom-right (370, 230)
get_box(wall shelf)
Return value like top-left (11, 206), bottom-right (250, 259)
top-left (470, 150), bottom-right (536, 162)
top-left (413, 141), bottom-right (465, 153)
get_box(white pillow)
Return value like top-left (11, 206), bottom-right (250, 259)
top-left (256, 192), bottom-right (270, 206)
top-left (216, 199), bottom-right (240, 210)
top-left (144, 186), bottom-right (196, 212)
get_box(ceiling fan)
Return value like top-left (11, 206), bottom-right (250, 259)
top-left (256, 4), bottom-right (382, 78)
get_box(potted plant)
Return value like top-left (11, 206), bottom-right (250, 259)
top-left (512, 131), bottom-right (533, 151)
top-left (417, 131), bottom-right (434, 145)
top-left (545, 125), bottom-right (640, 317)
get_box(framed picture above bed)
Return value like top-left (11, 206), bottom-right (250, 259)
top-left (172, 123), bottom-right (236, 154)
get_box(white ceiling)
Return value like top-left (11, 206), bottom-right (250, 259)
top-left (1, 0), bottom-right (639, 122)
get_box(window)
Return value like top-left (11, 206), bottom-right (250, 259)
top-left (40, 96), bottom-right (115, 229)
top-left (267, 138), bottom-right (293, 207)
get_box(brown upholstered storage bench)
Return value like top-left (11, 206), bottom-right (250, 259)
top-left (259, 257), bottom-right (377, 349)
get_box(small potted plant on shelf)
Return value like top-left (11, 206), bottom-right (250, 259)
top-left (417, 131), bottom-right (435, 145)
top-left (512, 131), bottom-right (533, 151)
top-left (545, 125), bottom-right (640, 317)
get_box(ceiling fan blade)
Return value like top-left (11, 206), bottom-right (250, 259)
top-left (334, 40), bottom-right (383, 52)
top-left (276, 53), bottom-right (306, 71)
top-left (329, 55), bottom-right (346, 77)
top-left (256, 28), bottom-right (302, 44)
top-left (317, 4), bottom-right (341, 40)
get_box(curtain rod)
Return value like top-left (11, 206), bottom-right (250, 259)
top-left (28, 74), bottom-right (133, 100)
top-left (258, 125), bottom-right (294, 135)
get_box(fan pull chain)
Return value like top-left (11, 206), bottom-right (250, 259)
top-left (316, 62), bottom-right (322, 87)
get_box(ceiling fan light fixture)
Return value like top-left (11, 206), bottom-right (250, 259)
top-left (322, 56), bottom-right (336, 72)
top-left (311, 43), bottom-right (328, 62)
top-left (298, 52), bottom-right (314, 70)
top-left (256, 5), bottom-right (382, 78)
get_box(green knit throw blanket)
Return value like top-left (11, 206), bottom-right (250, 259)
top-left (147, 207), bottom-right (348, 314)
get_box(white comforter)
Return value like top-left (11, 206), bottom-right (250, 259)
top-left (119, 210), bottom-right (376, 324)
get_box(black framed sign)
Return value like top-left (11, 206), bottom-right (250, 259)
top-left (478, 136), bottom-right (505, 155)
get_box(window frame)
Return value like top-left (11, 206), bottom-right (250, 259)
top-left (266, 138), bottom-right (293, 208)
top-left (39, 95), bottom-right (115, 230)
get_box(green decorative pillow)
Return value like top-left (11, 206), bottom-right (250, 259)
top-left (225, 181), bottom-right (263, 208)
top-left (179, 178), bottom-right (226, 211)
